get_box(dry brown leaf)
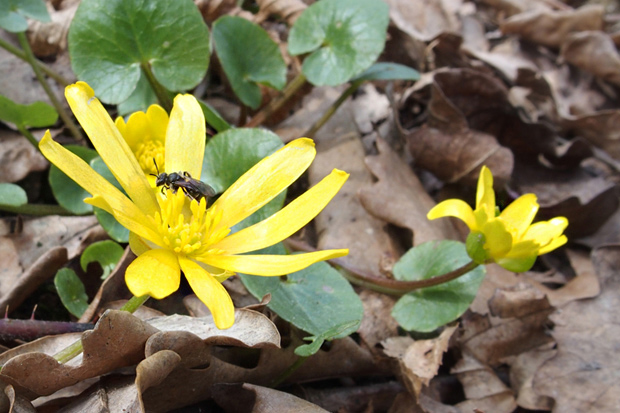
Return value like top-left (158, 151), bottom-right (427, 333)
top-left (26, 0), bottom-right (78, 57)
top-left (382, 326), bottom-right (457, 397)
top-left (480, 0), bottom-right (553, 17)
top-left (0, 131), bottom-right (48, 183)
top-left (510, 346), bottom-right (556, 410)
top-left (359, 137), bottom-right (461, 246)
top-left (488, 283), bottom-right (551, 319)
top-left (135, 350), bottom-right (182, 411)
top-left (500, 5), bottom-right (604, 48)
top-left (309, 133), bottom-right (401, 275)
top-left (357, 290), bottom-right (399, 349)
top-left (561, 31), bottom-right (620, 86)
top-left (562, 110), bottom-right (620, 159)
top-left (213, 383), bottom-right (329, 412)
top-left (534, 245), bottom-right (620, 411)
top-left (4, 384), bottom-right (36, 413)
top-left (195, 0), bottom-right (253, 23)
top-left (452, 351), bottom-right (517, 412)
top-left (254, 0), bottom-right (306, 25)
top-left (386, 0), bottom-right (463, 42)
top-left (469, 263), bottom-right (521, 316)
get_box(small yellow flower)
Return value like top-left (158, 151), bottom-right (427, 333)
top-left (40, 82), bottom-right (349, 329)
top-left (427, 166), bottom-right (568, 272)
top-left (115, 104), bottom-right (169, 185)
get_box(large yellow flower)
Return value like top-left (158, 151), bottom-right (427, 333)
top-left (40, 82), bottom-right (349, 329)
top-left (427, 166), bottom-right (567, 272)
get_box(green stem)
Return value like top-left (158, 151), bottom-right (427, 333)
top-left (341, 260), bottom-right (480, 296)
top-left (270, 356), bottom-right (308, 388)
top-left (16, 33), bottom-right (84, 143)
top-left (53, 295), bottom-right (150, 364)
top-left (0, 203), bottom-right (81, 216)
top-left (141, 63), bottom-right (173, 112)
top-left (304, 80), bottom-right (363, 139)
top-left (0, 37), bottom-right (70, 86)
top-left (16, 124), bottom-right (39, 149)
top-left (245, 72), bottom-right (307, 128)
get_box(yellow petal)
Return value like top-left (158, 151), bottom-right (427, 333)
top-left (538, 235), bottom-right (567, 255)
top-left (125, 249), bottom-right (181, 299)
top-left (165, 94), bottom-right (205, 179)
top-left (65, 82), bottom-right (157, 216)
top-left (482, 219), bottom-right (513, 258)
top-left (427, 199), bottom-right (477, 230)
top-left (146, 104), bottom-right (169, 143)
top-left (500, 194), bottom-right (539, 239)
top-left (129, 232), bottom-right (151, 256)
top-left (212, 169), bottom-right (349, 254)
top-left (211, 138), bottom-right (317, 234)
top-left (179, 257), bottom-right (234, 329)
top-left (476, 166), bottom-right (495, 220)
top-left (39, 132), bottom-right (162, 245)
top-left (523, 217), bottom-right (568, 246)
top-left (204, 249), bottom-right (348, 276)
top-left (504, 239), bottom-right (539, 259)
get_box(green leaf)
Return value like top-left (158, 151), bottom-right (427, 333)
top-left (81, 240), bottom-right (124, 279)
top-left (288, 0), bottom-right (389, 86)
top-left (94, 208), bottom-right (130, 243)
top-left (0, 94), bottom-right (58, 128)
top-left (201, 128), bottom-right (285, 231)
top-left (198, 100), bottom-right (231, 133)
top-left (68, 0), bottom-right (210, 104)
top-left (352, 62), bottom-right (421, 82)
top-left (54, 268), bottom-right (89, 318)
top-left (241, 245), bottom-right (363, 356)
top-left (0, 183), bottom-right (27, 207)
top-left (117, 73), bottom-right (158, 116)
top-left (0, 0), bottom-right (50, 32)
top-left (212, 16), bottom-right (286, 109)
top-left (391, 241), bottom-right (485, 332)
top-left (49, 145), bottom-right (98, 214)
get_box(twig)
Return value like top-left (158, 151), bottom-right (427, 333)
top-left (245, 72), bottom-right (307, 128)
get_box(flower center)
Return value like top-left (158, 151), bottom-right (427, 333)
top-left (135, 140), bottom-right (165, 175)
top-left (153, 190), bottom-right (230, 257)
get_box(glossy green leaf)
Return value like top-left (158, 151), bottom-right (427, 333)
top-left (68, 0), bottom-right (210, 104)
top-left (54, 268), bottom-right (89, 318)
top-left (0, 0), bottom-right (50, 32)
top-left (117, 74), bottom-right (158, 116)
top-left (0, 183), bottom-right (27, 207)
top-left (201, 128), bottom-right (285, 231)
top-left (391, 241), bottom-right (485, 332)
top-left (241, 245), bottom-right (363, 356)
top-left (352, 62), bottom-right (421, 82)
top-left (212, 16), bottom-right (286, 109)
top-left (288, 0), bottom-right (389, 86)
top-left (49, 145), bottom-right (98, 214)
top-left (0, 94), bottom-right (58, 128)
top-left (81, 240), bottom-right (124, 279)
top-left (198, 100), bottom-right (231, 133)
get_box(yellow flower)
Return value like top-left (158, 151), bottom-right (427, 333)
top-left (427, 166), bottom-right (568, 272)
top-left (40, 82), bottom-right (349, 329)
top-left (115, 104), bottom-right (169, 185)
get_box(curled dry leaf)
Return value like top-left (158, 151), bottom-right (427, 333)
top-left (255, 0), bottom-right (307, 25)
top-left (0, 131), bottom-right (48, 183)
top-left (510, 346), bottom-right (556, 410)
top-left (26, 1), bottom-right (78, 57)
top-left (212, 383), bottom-right (329, 413)
top-left (385, 0), bottom-right (462, 42)
top-left (562, 110), bottom-right (620, 159)
top-left (195, 0), bottom-right (253, 23)
top-left (135, 350), bottom-right (182, 410)
top-left (488, 283), bottom-right (551, 319)
top-left (534, 245), bottom-right (620, 411)
top-left (500, 5), bottom-right (604, 48)
top-left (382, 325), bottom-right (457, 397)
top-left (451, 351), bottom-right (517, 412)
top-left (561, 31), bottom-right (620, 87)
top-left (479, 0), bottom-right (553, 18)
top-left (359, 137), bottom-right (461, 246)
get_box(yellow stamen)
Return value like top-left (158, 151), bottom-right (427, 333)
top-left (135, 140), bottom-right (165, 175)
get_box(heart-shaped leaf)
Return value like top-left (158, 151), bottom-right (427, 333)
top-left (81, 240), bottom-right (124, 279)
top-left (391, 240), bottom-right (485, 332)
top-left (0, 94), bottom-right (58, 128)
top-left (68, 0), bottom-right (210, 104)
top-left (0, 0), bottom-right (50, 33)
top-left (352, 62), bottom-right (421, 82)
top-left (212, 16), bottom-right (286, 109)
top-left (288, 0), bottom-right (389, 86)
top-left (54, 268), bottom-right (89, 318)
top-left (0, 183), bottom-right (28, 207)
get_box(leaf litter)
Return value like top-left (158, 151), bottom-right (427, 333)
top-left (2, 0), bottom-right (620, 411)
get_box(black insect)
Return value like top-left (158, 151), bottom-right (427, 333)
top-left (151, 160), bottom-right (216, 201)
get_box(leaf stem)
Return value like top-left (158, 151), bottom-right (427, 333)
top-left (141, 63), bottom-right (173, 112)
top-left (245, 72), bottom-right (307, 128)
top-left (304, 80), bottom-right (363, 138)
top-left (16, 33), bottom-right (84, 143)
top-left (0, 37), bottom-right (70, 86)
top-left (270, 356), bottom-right (308, 388)
top-left (53, 295), bottom-right (150, 364)
top-left (16, 124), bottom-right (40, 149)
top-left (0, 203), bottom-right (82, 216)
